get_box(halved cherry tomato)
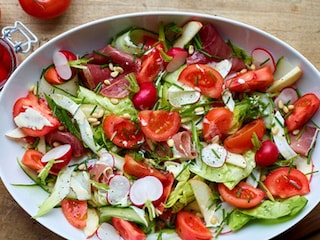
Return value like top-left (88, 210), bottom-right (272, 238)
top-left (285, 93), bottom-right (320, 132)
top-left (44, 65), bottom-right (64, 85)
top-left (61, 199), bottom-right (87, 229)
top-left (136, 43), bottom-right (164, 84)
top-left (224, 118), bottom-right (266, 154)
top-left (255, 140), bottom-right (279, 166)
top-left (123, 154), bottom-right (168, 183)
top-left (178, 64), bottom-right (224, 99)
top-left (21, 149), bottom-right (44, 172)
top-left (18, 0), bottom-right (72, 19)
top-left (138, 110), bottom-right (181, 142)
top-left (218, 182), bottom-right (266, 209)
top-left (13, 92), bottom-right (60, 137)
top-left (175, 210), bottom-right (212, 240)
top-left (202, 107), bottom-right (233, 142)
top-left (111, 217), bottom-right (147, 240)
top-left (225, 66), bottom-right (274, 92)
top-left (263, 167), bottom-right (310, 198)
top-left (103, 114), bottom-right (144, 149)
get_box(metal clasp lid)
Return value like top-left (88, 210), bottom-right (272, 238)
top-left (2, 21), bottom-right (38, 54)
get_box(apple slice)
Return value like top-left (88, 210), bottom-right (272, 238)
top-left (166, 47), bottom-right (188, 72)
top-left (96, 222), bottom-right (124, 240)
top-left (84, 208), bottom-right (99, 239)
top-left (173, 21), bottom-right (203, 48)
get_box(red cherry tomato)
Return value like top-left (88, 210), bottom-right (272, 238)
top-left (178, 64), bottom-right (224, 99)
top-left (112, 217), bottom-right (147, 240)
top-left (136, 43), bottom-right (164, 84)
top-left (218, 182), bottom-right (266, 209)
top-left (132, 82), bottom-right (158, 110)
top-left (103, 114), bottom-right (145, 149)
top-left (61, 199), bottom-right (87, 229)
top-left (224, 118), bottom-right (266, 154)
top-left (225, 66), bottom-right (274, 92)
top-left (202, 107), bottom-right (233, 142)
top-left (138, 110), bottom-right (181, 142)
top-left (44, 65), bottom-right (65, 85)
top-left (285, 93), bottom-right (320, 132)
top-left (175, 210), bottom-right (212, 240)
top-left (18, 0), bottom-right (72, 19)
top-left (21, 149), bottom-right (44, 172)
top-left (13, 92), bottom-right (60, 137)
top-left (263, 167), bottom-right (310, 198)
top-left (255, 140), bottom-right (279, 166)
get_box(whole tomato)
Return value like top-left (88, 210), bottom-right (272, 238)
top-left (18, 0), bottom-right (72, 19)
top-left (255, 140), bottom-right (279, 166)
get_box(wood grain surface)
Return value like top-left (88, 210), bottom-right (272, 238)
top-left (0, 0), bottom-right (320, 239)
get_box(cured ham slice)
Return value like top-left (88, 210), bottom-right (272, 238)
top-left (80, 64), bottom-right (112, 89)
top-left (85, 44), bottom-right (141, 73)
top-left (172, 131), bottom-right (197, 160)
top-left (289, 126), bottom-right (319, 157)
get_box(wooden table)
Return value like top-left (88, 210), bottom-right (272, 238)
top-left (0, 1), bottom-right (320, 239)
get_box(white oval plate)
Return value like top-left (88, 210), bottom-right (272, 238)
top-left (0, 12), bottom-right (320, 240)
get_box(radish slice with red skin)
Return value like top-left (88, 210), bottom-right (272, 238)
top-left (251, 47), bottom-right (276, 73)
top-left (274, 87), bottom-right (298, 109)
top-left (166, 47), bottom-right (188, 73)
top-left (41, 144), bottom-right (72, 171)
top-left (107, 174), bottom-right (130, 205)
top-left (96, 222), bottom-right (124, 240)
top-left (53, 51), bottom-right (73, 80)
top-left (129, 176), bottom-right (163, 206)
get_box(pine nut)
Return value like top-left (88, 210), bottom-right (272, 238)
top-left (278, 99), bottom-right (284, 109)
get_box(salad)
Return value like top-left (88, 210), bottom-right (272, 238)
top-left (5, 19), bottom-right (320, 239)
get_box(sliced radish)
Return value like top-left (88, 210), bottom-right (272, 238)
top-left (251, 47), bottom-right (276, 72)
top-left (96, 222), bottom-right (124, 240)
top-left (98, 149), bottom-right (115, 168)
top-left (225, 152), bottom-right (247, 168)
top-left (167, 85), bottom-right (201, 108)
top-left (53, 51), bottom-right (72, 80)
top-left (208, 59), bottom-right (232, 78)
top-left (274, 87), bottom-right (298, 108)
top-left (201, 143), bottom-right (227, 168)
top-left (129, 176), bottom-right (163, 206)
top-left (107, 174), bottom-right (130, 205)
top-left (166, 47), bottom-right (188, 73)
top-left (84, 208), bottom-right (99, 239)
top-left (41, 144), bottom-right (72, 172)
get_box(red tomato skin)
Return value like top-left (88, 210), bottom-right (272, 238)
top-left (44, 66), bottom-right (65, 85)
top-left (285, 93), bottom-right (320, 132)
top-left (123, 154), bottom-right (167, 183)
top-left (225, 66), bottom-right (274, 92)
top-left (202, 107), bottom-right (233, 142)
top-left (112, 217), bottom-right (147, 240)
top-left (61, 199), bottom-right (87, 229)
top-left (18, 0), bottom-right (72, 19)
top-left (178, 64), bottom-right (224, 99)
top-left (21, 149), bottom-right (44, 172)
top-left (13, 92), bottom-right (60, 137)
top-left (175, 210), bottom-right (212, 240)
top-left (263, 167), bottom-right (310, 198)
top-left (255, 140), bottom-right (279, 166)
top-left (103, 114), bottom-right (145, 149)
top-left (138, 110), bottom-right (181, 142)
top-left (132, 82), bottom-right (158, 110)
top-left (218, 182), bottom-right (266, 209)
top-left (224, 118), bottom-right (266, 154)
top-left (136, 44), bottom-right (164, 84)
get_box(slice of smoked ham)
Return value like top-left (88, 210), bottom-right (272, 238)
top-left (85, 44), bottom-right (141, 73)
top-left (172, 131), bottom-right (198, 160)
top-left (289, 126), bottom-right (319, 157)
